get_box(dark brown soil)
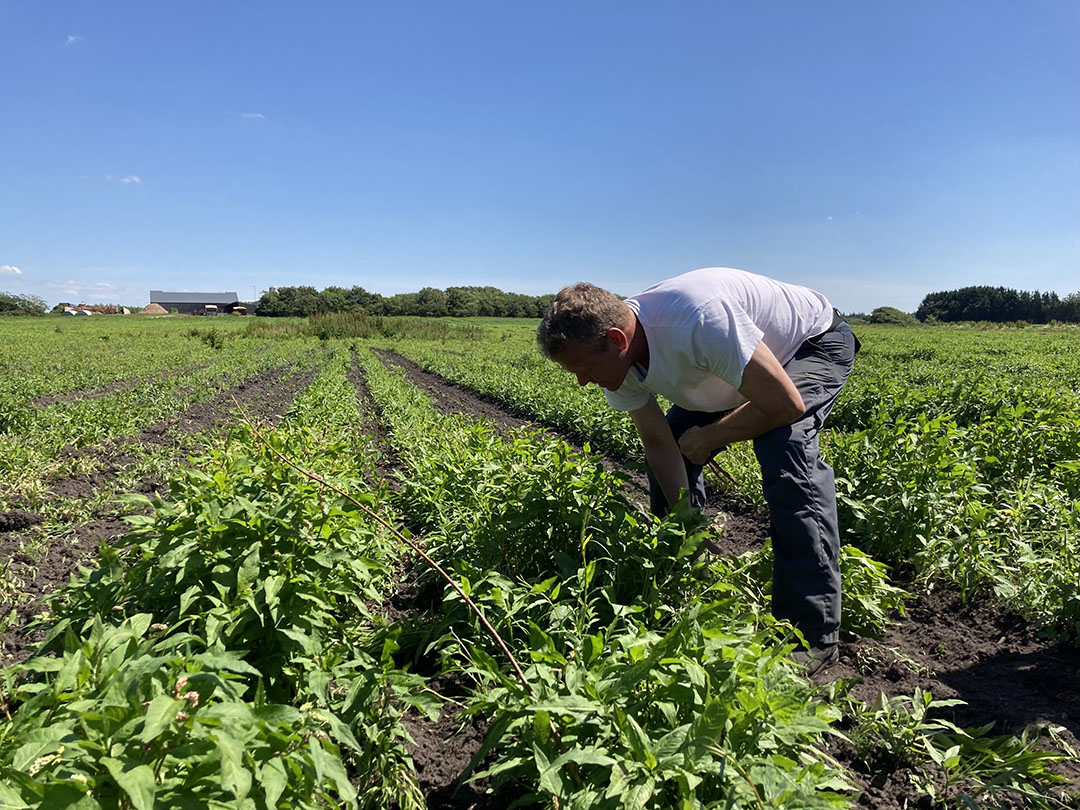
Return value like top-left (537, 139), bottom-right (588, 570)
top-left (400, 673), bottom-right (519, 810)
top-left (0, 510), bottom-right (43, 533)
top-left (346, 352), bottom-right (401, 489)
top-left (0, 359), bottom-right (320, 665)
top-left (369, 347), bottom-right (1079, 808)
top-left (828, 587), bottom-right (1080, 806)
top-left (0, 515), bottom-right (128, 664)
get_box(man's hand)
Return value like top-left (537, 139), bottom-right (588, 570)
top-left (678, 425), bottom-right (723, 465)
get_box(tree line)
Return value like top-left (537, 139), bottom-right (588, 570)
top-left (0, 292), bottom-right (47, 316)
top-left (915, 286), bottom-right (1080, 324)
top-left (255, 285), bottom-right (555, 318)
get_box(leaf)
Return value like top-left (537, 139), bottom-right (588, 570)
top-left (263, 575), bottom-right (284, 611)
top-left (193, 650), bottom-right (262, 677)
top-left (140, 695), bottom-right (184, 743)
top-left (533, 741), bottom-right (561, 796)
top-left (624, 778), bottom-right (656, 810)
top-left (308, 738), bottom-right (357, 802)
top-left (54, 649), bottom-right (85, 694)
top-left (12, 739), bottom-right (64, 772)
top-left (216, 732), bottom-right (252, 801)
top-left (257, 759), bottom-right (288, 808)
top-left (582, 633), bottom-right (604, 667)
top-left (101, 758), bottom-right (156, 810)
top-left (533, 710), bottom-right (551, 746)
top-left (279, 628), bottom-right (317, 655)
top-left (236, 543), bottom-right (261, 594)
top-left (0, 780), bottom-right (32, 809)
top-left (614, 709), bottom-right (657, 770)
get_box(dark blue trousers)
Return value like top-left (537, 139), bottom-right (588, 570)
top-left (647, 323), bottom-right (858, 646)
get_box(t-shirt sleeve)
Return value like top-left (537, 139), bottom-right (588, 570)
top-left (603, 376), bottom-right (654, 412)
top-left (692, 299), bottom-right (765, 389)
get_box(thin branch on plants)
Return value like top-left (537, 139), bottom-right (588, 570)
top-left (234, 401), bottom-right (537, 698)
top-left (707, 458), bottom-right (739, 489)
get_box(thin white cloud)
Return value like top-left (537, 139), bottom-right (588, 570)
top-left (240, 112), bottom-right (266, 119)
top-left (0, 265), bottom-right (23, 275)
top-left (65, 35), bottom-right (84, 46)
top-left (0, 273), bottom-right (147, 307)
top-left (119, 175), bottom-right (141, 184)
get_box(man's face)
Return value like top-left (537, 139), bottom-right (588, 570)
top-left (556, 333), bottom-right (631, 391)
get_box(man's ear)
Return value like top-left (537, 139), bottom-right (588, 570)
top-left (607, 326), bottom-right (629, 351)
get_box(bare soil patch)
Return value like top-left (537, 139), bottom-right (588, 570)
top-left (0, 510), bottom-right (43, 534)
top-left (400, 674), bottom-right (519, 810)
top-left (346, 352), bottom-right (401, 489)
top-left (827, 587), bottom-right (1080, 806)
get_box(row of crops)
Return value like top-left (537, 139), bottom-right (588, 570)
top-left (1, 316), bottom-right (1078, 807)
top-left (0, 318), bottom-right (322, 511)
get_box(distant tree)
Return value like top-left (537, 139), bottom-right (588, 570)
top-left (384, 292), bottom-right (419, 316)
top-left (446, 286), bottom-right (480, 317)
top-left (867, 306), bottom-right (918, 326)
top-left (319, 286), bottom-right (349, 313)
top-left (415, 287), bottom-right (449, 317)
top-left (1059, 292), bottom-right (1080, 323)
top-left (344, 286), bottom-right (384, 314)
top-left (533, 294), bottom-right (555, 318)
top-left (916, 285), bottom-right (1079, 324)
top-left (255, 286), bottom-right (322, 317)
top-left (255, 283), bottom-right (560, 319)
top-left (0, 291), bottom-right (46, 316)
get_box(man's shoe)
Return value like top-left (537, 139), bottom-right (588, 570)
top-left (791, 643), bottom-right (838, 676)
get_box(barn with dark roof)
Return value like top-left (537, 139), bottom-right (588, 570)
top-left (149, 291), bottom-right (242, 315)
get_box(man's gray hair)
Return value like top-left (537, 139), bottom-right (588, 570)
top-left (537, 282), bottom-right (627, 360)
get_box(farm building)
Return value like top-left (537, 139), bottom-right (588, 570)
top-left (149, 291), bottom-right (243, 315)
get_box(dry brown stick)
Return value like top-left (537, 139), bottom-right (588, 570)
top-left (235, 401), bottom-right (536, 699)
top-left (707, 458), bottom-right (739, 488)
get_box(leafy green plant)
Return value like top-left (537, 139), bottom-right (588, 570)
top-left (458, 603), bottom-right (851, 809)
top-left (0, 614), bottom-right (360, 809)
top-left (53, 426), bottom-right (395, 701)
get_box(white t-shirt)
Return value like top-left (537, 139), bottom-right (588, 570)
top-left (603, 268), bottom-right (833, 413)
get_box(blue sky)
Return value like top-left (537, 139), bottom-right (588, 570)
top-left (2, 2), bottom-right (1077, 312)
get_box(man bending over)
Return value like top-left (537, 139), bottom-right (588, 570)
top-left (536, 267), bottom-right (859, 675)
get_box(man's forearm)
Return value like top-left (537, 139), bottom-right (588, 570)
top-left (707, 399), bottom-right (791, 446)
top-left (679, 340), bottom-right (805, 463)
top-left (644, 440), bottom-right (690, 510)
top-left (679, 399), bottom-right (799, 464)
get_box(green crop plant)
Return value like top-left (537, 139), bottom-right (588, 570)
top-left (704, 543), bottom-right (909, 641)
top-left (456, 602), bottom-right (851, 809)
top-left (0, 614), bottom-right (361, 809)
top-left (52, 422), bottom-right (398, 702)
